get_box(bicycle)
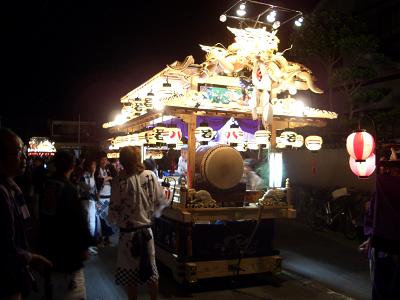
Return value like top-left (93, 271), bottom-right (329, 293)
top-left (306, 187), bottom-right (358, 240)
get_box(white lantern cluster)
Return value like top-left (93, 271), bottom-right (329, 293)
top-left (274, 131), bottom-right (305, 149)
top-left (108, 133), bottom-right (142, 150)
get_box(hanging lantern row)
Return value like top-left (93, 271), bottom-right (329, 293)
top-left (346, 129), bottom-right (376, 178)
top-left (110, 125), bottom-right (183, 150)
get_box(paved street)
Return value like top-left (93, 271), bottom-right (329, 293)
top-left (27, 218), bottom-right (371, 299)
top-left (84, 245), bottom-right (353, 300)
top-left (275, 219), bottom-right (371, 300)
top-left (82, 218), bottom-right (370, 300)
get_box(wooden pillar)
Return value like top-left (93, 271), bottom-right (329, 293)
top-left (270, 120), bottom-right (277, 148)
top-left (184, 113), bottom-right (196, 188)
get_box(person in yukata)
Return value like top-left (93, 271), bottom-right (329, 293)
top-left (109, 146), bottom-right (170, 300)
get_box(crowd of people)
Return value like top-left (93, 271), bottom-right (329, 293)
top-left (2, 126), bottom-right (398, 300)
top-left (0, 128), bottom-right (170, 300)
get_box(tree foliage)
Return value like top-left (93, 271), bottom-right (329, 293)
top-left (290, 10), bottom-right (381, 115)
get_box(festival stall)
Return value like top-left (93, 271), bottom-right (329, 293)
top-left (103, 1), bottom-right (337, 283)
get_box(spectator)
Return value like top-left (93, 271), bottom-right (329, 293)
top-left (79, 158), bottom-right (100, 255)
top-left (144, 158), bottom-right (158, 178)
top-left (95, 152), bottom-right (114, 246)
top-left (109, 146), bottom-right (170, 300)
top-left (0, 128), bottom-right (52, 299)
top-left (243, 158), bottom-right (264, 190)
top-left (39, 150), bottom-right (92, 298)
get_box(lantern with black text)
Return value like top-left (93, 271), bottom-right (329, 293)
top-left (144, 91), bottom-right (154, 112)
top-left (195, 122), bottom-right (214, 145)
top-left (153, 124), bottom-right (167, 146)
top-left (226, 124), bottom-right (244, 146)
top-left (280, 131), bottom-right (297, 147)
top-left (145, 128), bottom-right (157, 147)
top-left (254, 130), bottom-right (271, 149)
top-left (133, 97), bottom-right (144, 116)
top-left (293, 134), bottom-right (304, 148)
top-left (138, 131), bottom-right (147, 145)
top-left (346, 130), bottom-right (375, 162)
top-left (349, 153), bottom-right (376, 178)
top-left (305, 136), bottom-right (323, 152)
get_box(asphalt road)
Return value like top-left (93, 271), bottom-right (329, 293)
top-left (26, 218), bottom-right (370, 299)
top-left (274, 219), bottom-right (371, 300)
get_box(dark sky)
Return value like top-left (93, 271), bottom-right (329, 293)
top-left (3, 0), bottom-right (320, 140)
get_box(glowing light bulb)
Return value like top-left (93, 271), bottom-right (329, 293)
top-left (239, 3), bottom-right (246, 10)
top-left (219, 14), bottom-right (227, 22)
top-left (295, 16), bottom-right (304, 27)
top-left (236, 9), bottom-right (246, 17)
top-left (266, 13), bottom-right (276, 23)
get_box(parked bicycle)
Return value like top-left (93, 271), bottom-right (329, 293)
top-left (305, 187), bottom-right (358, 240)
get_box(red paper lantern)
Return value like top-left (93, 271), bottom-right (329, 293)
top-left (346, 130), bottom-right (375, 162)
top-left (349, 153), bottom-right (376, 179)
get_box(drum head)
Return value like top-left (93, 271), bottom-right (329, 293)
top-left (201, 145), bottom-right (244, 190)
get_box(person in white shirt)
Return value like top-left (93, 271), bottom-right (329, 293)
top-left (109, 146), bottom-right (170, 300)
top-left (176, 146), bottom-right (188, 176)
top-left (95, 153), bottom-right (115, 246)
top-left (243, 158), bottom-right (264, 190)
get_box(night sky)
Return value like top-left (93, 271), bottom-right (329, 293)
top-left (3, 0), bottom-right (320, 140)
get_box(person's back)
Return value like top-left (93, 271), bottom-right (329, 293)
top-left (39, 151), bottom-right (91, 273)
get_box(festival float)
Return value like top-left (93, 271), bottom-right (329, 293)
top-left (103, 1), bottom-right (337, 283)
top-left (27, 137), bottom-right (57, 157)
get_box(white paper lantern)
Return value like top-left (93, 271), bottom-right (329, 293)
top-left (164, 125), bottom-right (182, 147)
top-left (293, 134), bottom-right (304, 148)
top-left (349, 153), bottom-right (376, 178)
top-left (133, 97), bottom-right (144, 116)
top-left (226, 124), bottom-right (244, 146)
top-left (138, 131), bottom-right (147, 145)
top-left (247, 140), bottom-right (259, 150)
top-left (145, 128), bottom-right (157, 146)
top-left (254, 130), bottom-right (271, 148)
top-left (144, 91), bottom-right (154, 112)
top-left (153, 124), bottom-right (167, 146)
top-left (305, 135), bottom-right (323, 152)
top-left (346, 130), bottom-right (375, 162)
top-left (280, 131), bottom-right (298, 147)
top-left (195, 122), bottom-right (214, 145)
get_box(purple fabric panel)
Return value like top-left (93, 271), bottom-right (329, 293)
top-left (164, 118), bottom-right (188, 138)
top-left (237, 118), bottom-right (259, 134)
top-left (373, 175), bottom-right (400, 241)
top-left (197, 116), bottom-right (229, 131)
top-left (167, 116), bottom-right (259, 141)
